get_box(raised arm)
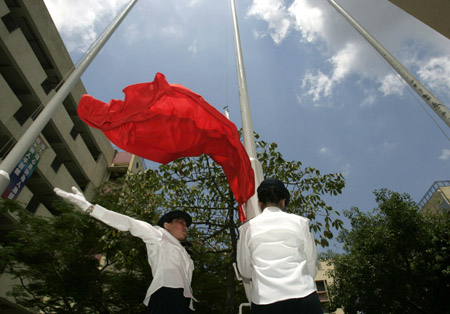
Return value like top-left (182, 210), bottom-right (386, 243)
top-left (54, 187), bottom-right (162, 242)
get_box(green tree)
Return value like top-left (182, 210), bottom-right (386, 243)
top-left (0, 198), bottom-right (149, 313)
top-left (328, 189), bottom-right (450, 314)
top-left (0, 135), bottom-right (345, 313)
top-left (99, 135), bottom-right (345, 313)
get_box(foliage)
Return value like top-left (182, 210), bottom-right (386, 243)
top-left (256, 136), bottom-right (345, 247)
top-left (328, 189), bottom-right (450, 314)
top-left (0, 199), bottom-right (148, 313)
top-left (99, 134), bottom-right (345, 313)
top-left (0, 134), bottom-right (345, 313)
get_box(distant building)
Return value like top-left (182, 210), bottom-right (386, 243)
top-left (418, 180), bottom-right (450, 214)
top-left (109, 151), bottom-right (146, 179)
top-left (389, 0), bottom-right (450, 40)
top-left (314, 260), bottom-right (345, 314)
top-left (0, 0), bottom-right (144, 311)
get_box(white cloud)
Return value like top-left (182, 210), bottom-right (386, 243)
top-left (251, 0), bottom-right (365, 103)
top-left (301, 71), bottom-right (333, 102)
top-left (361, 92), bottom-right (377, 107)
top-left (330, 42), bottom-right (358, 81)
top-left (288, 0), bottom-right (324, 43)
top-left (439, 149), bottom-right (450, 160)
top-left (378, 73), bottom-right (404, 96)
top-left (188, 39), bottom-right (197, 54)
top-left (187, 0), bottom-right (200, 7)
top-left (301, 42), bottom-right (358, 102)
top-left (44, 0), bottom-right (129, 52)
top-left (247, 0), bottom-right (291, 44)
top-left (247, 0), bottom-right (450, 105)
top-left (44, 0), bottom-right (200, 54)
top-left (319, 147), bottom-right (329, 155)
top-left (417, 56), bottom-right (450, 98)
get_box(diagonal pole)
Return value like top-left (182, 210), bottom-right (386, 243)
top-left (0, 0), bottom-right (139, 194)
top-left (327, 0), bottom-right (450, 128)
top-left (230, 0), bottom-right (264, 220)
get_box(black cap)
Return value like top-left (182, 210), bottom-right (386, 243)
top-left (157, 210), bottom-right (192, 228)
top-left (257, 178), bottom-right (290, 206)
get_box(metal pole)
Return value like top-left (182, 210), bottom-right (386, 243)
top-left (230, 0), bottom-right (263, 219)
top-left (327, 0), bottom-right (450, 128)
top-left (0, 0), bottom-right (139, 194)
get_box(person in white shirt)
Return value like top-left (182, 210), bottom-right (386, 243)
top-left (54, 187), bottom-right (195, 314)
top-left (237, 179), bottom-right (323, 314)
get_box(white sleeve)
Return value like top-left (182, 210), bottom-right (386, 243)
top-left (237, 223), bottom-right (252, 279)
top-left (303, 219), bottom-right (318, 278)
top-left (90, 204), bottom-right (162, 243)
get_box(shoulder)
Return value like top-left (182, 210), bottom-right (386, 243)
top-left (238, 219), bottom-right (252, 232)
top-left (282, 211), bottom-right (310, 225)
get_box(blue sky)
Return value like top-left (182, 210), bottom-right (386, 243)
top-left (44, 0), bottom-right (450, 251)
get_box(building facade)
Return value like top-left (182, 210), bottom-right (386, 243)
top-left (315, 260), bottom-right (345, 314)
top-left (0, 0), bottom-right (144, 311)
top-left (418, 180), bottom-right (450, 214)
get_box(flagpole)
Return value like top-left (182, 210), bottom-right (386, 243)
top-left (230, 0), bottom-right (264, 219)
top-left (0, 0), bottom-right (139, 194)
top-left (327, 0), bottom-right (450, 128)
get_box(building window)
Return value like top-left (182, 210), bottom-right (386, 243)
top-left (26, 196), bottom-right (40, 213)
top-left (41, 78), bottom-right (54, 94)
top-left (316, 280), bottom-right (326, 292)
top-left (51, 156), bottom-right (61, 172)
top-left (5, 0), bottom-right (21, 8)
top-left (1, 13), bottom-right (19, 32)
top-left (70, 126), bottom-right (79, 140)
top-left (13, 106), bottom-right (29, 125)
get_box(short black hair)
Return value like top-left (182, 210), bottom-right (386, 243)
top-left (257, 186), bottom-right (286, 206)
top-left (257, 178), bottom-right (290, 207)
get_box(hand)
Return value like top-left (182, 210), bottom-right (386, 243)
top-left (54, 187), bottom-right (92, 212)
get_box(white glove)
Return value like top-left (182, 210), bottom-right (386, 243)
top-left (54, 186), bottom-right (92, 212)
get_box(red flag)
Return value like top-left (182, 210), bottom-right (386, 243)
top-left (77, 73), bottom-right (254, 221)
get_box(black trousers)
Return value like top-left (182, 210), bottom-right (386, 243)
top-left (146, 287), bottom-right (192, 314)
top-left (251, 291), bottom-right (323, 314)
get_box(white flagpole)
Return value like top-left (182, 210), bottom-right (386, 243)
top-left (0, 0), bottom-right (139, 194)
top-left (327, 0), bottom-right (450, 128)
top-left (230, 0), bottom-right (264, 220)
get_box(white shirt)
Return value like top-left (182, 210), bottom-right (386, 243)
top-left (237, 207), bottom-right (317, 305)
top-left (90, 204), bottom-right (195, 309)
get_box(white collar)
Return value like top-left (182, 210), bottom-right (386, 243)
top-left (158, 226), bottom-right (184, 247)
top-left (263, 206), bottom-right (282, 212)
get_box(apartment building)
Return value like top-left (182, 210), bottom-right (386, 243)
top-left (418, 180), bottom-right (450, 214)
top-left (315, 260), bottom-right (345, 314)
top-left (0, 0), bottom-right (144, 311)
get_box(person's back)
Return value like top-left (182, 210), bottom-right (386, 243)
top-left (239, 207), bottom-right (317, 304)
top-left (237, 179), bottom-right (323, 314)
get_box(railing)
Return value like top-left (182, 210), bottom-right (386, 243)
top-left (418, 180), bottom-right (450, 209)
top-left (233, 263), bottom-right (251, 314)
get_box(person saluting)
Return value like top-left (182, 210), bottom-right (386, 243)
top-left (54, 186), bottom-right (196, 314)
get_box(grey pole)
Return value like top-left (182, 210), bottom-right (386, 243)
top-left (230, 0), bottom-right (263, 219)
top-left (327, 0), bottom-right (450, 128)
top-left (0, 0), bottom-right (139, 194)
